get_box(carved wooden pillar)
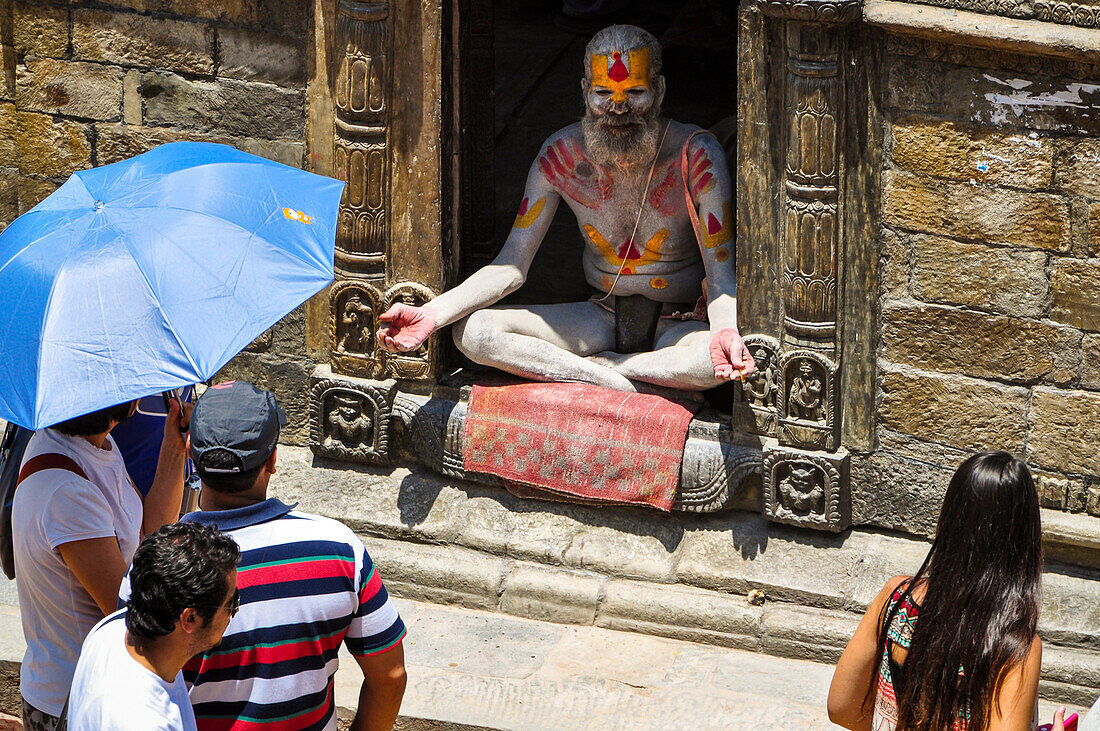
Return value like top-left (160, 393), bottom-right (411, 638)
top-left (748, 0), bottom-right (861, 532)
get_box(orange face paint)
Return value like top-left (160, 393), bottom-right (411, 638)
top-left (590, 48), bottom-right (651, 105)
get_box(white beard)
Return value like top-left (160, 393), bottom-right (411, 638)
top-left (581, 110), bottom-right (661, 169)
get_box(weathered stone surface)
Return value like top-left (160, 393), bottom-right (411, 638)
top-left (886, 56), bottom-right (942, 114)
top-left (95, 123), bottom-right (304, 168)
top-left (362, 537), bottom-right (508, 613)
top-left (505, 509), bottom-right (585, 566)
top-left (883, 169), bottom-right (1071, 252)
top-left (1029, 388), bottom-right (1100, 475)
top-left (73, 9), bottom-right (214, 75)
top-left (841, 532), bottom-right (929, 610)
top-left (598, 579), bottom-right (761, 650)
top-left (449, 494), bottom-right (518, 557)
top-left (13, 2), bottom-right (68, 59)
top-left (123, 70), bottom-right (142, 125)
top-left (1091, 204), bottom-right (1100, 257)
top-left (1088, 485), bottom-right (1100, 517)
top-left (944, 67), bottom-right (1100, 136)
top-left (1041, 646), bottom-right (1100, 707)
top-left (1051, 259), bottom-right (1100, 331)
top-left (675, 515), bottom-right (863, 609)
top-left (1036, 471), bottom-right (1071, 510)
top-left (16, 177), bottom-right (58, 214)
top-left (850, 430), bottom-right (965, 537)
top-left (759, 604), bottom-right (859, 664)
top-left (142, 72), bottom-right (304, 138)
top-left (1085, 334), bottom-right (1100, 390)
top-left (89, 0), bottom-right (308, 34)
top-left (879, 365), bottom-right (1029, 452)
top-left (883, 303), bottom-right (1080, 384)
top-left (0, 170), bottom-right (16, 230)
top-left (214, 352), bottom-right (313, 444)
top-left (16, 59), bottom-right (123, 121)
top-left (1055, 139), bottom-right (1100, 199)
top-left (909, 234), bottom-right (1048, 317)
top-left (880, 228), bottom-right (910, 300)
top-left (562, 524), bottom-right (679, 582)
top-left (500, 563), bottom-right (603, 625)
top-left (219, 28), bottom-right (306, 87)
top-left (892, 119), bottom-right (1052, 188)
top-left (0, 104), bottom-right (91, 178)
top-left (1041, 571), bottom-right (1100, 652)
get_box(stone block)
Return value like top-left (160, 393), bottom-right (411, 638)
top-left (850, 430), bottom-right (964, 537)
top-left (213, 352), bottom-right (314, 445)
top-left (142, 72), bottom-right (305, 139)
top-left (17, 177), bottom-right (58, 214)
top-left (597, 578), bottom-right (761, 650)
top-left (0, 170), bottom-right (16, 231)
top-left (500, 563), bottom-right (603, 625)
top-left (89, 0), bottom-right (306, 33)
top-left (882, 303), bottom-right (1080, 385)
top-left (885, 57), bottom-right (942, 114)
top-left (675, 514), bottom-right (862, 609)
top-left (1055, 139), bottom-right (1100, 199)
top-left (759, 604), bottom-right (859, 664)
top-left (219, 27), bottom-right (306, 87)
top-left (879, 365), bottom-right (1029, 453)
top-left (1040, 571), bottom-right (1100, 653)
top-left (16, 59), bottom-right (123, 121)
top-left (0, 104), bottom-right (91, 178)
top-left (95, 123), bottom-right (305, 168)
top-left (1040, 646), bottom-right (1100, 705)
top-left (891, 119), bottom-right (1052, 189)
top-left (1088, 484), bottom-right (1100, 517)
top-left (880, 228), bottom-right (910, 300)
top-left (73, 9), bottom-right (214, 76)
top-left (123, 70), bottom-right (142, 125)
top-left (1051, 259), bottom-right (1100, 332)
top-left (909, 234), bottom-right (1048, 318)
top-left (449, 495), bottom-right (518, 557)
top-left (561, 524), bottom-right (679, 582)
top-left (505, 509), bottom-right (585, 566)
top-left (14, 2), bottom-right (68, 59)
top-left (360, 536), bottom-right (509, 613)
top-left (883, 169), bottom-right (1071, 252)
top-left (1029, 387), bottom-right (1100, 475)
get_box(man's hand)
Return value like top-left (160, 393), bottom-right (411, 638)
top-left (709, 327), bottom-right (755, 382)
top-left (161, 397), bottom-right (192, 455)
top-left (377, 304), bottom-right (436, 353)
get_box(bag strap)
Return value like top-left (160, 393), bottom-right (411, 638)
top-left (17, 454), bottom-right (88, 484)
top-left (680, 129), bottom-right (717, 252)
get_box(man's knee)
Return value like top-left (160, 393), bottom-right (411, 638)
top-left (452, 309), bottom-right (500, 363)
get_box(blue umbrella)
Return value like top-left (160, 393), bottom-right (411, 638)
top-left (0, 141), bottom-right (345, 429)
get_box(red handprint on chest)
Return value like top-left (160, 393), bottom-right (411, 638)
top-left (537, 139), bottom-right (615, 209)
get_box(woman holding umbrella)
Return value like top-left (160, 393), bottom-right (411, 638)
top-left (12, 397), bottom-right (190, 731)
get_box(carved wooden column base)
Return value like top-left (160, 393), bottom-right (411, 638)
top-left (762, 440), bottom-right (851, 532)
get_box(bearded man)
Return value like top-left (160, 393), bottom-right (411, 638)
top-left (378, 24), bottom-right (754, 392)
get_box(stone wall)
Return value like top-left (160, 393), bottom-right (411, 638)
top-left (855, 33), bottom-right (1100, 536)
top-left (0, 0), bottom-right (318, 442)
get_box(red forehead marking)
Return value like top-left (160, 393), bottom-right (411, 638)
top-left (608, 57), bottom-right (629, 83)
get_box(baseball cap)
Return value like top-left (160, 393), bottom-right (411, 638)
top-left (190, 381), bottom-right (286, 474)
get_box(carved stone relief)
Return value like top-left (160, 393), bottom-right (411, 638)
top-left (777, 349), bottom-right (838, 451)
top-left (330, 280), bottom-right (384, 377)
top-left (383, 282), bottom-right (440, 380)
top-left (333, 0), bottom-right (391, 276)
top-left (733, 334), bottom-right (781, 437)
top-left (763, 441), bottom-right (850, 531)
top-left (309, 373), bottom-right (396, 464)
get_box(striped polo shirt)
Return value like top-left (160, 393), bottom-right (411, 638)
top-left (171, 499), bottom-right (405, 730)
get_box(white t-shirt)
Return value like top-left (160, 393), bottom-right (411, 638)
top-left (69, 610), bottom-right (197, 731)
top-left (12, 428), bottom-right (143, 715)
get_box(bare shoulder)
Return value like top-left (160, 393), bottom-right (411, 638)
top-left (541, 122), bottom-right (584, 151)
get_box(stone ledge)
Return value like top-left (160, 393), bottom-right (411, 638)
top-left (866, 0), bottom-right (1100, 61)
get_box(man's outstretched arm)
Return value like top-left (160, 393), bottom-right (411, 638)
top-left (350, 642), bottom-right (407, 731)
top-left (378, 154), bottom-right (562, 353)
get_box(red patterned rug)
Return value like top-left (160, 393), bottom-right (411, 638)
top-left (461, 382), bottom-right (699, 511)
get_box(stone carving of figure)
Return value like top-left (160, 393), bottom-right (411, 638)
top-left (778, 465), bottom-right (824, 515)
top-left (788, 360), bottom-right (823, 421)
top-left (326, 395), bottom-right (373, 448)
top-left (337, 293), bottom-right (373, 354)
top-left (746, 346), bottom-right (775, 407)
top-left (375, 25), bottom-right (754, 392)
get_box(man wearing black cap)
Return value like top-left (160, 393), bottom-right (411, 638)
top-left (148, 380), bottom-right (407, 731)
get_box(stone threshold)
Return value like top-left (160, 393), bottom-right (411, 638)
top-left (270, 447), bottom-right (1100, 706)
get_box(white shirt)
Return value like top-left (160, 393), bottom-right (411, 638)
top-left (69, 610), bottom-right (197, 731)
top-left (12, 428), bottom-right (143, 715)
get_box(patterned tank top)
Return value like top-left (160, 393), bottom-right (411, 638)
top-left (872, 583), bottom-right (969, 731)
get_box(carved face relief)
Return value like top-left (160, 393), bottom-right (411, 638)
top-left (324, 393), bottom-right (374, 449)
top-left (777, 463), bottom-right (825, 516)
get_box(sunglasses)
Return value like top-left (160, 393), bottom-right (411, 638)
top-left (198, 588), bottom-right (240, 617)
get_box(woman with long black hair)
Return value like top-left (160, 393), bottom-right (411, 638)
top-left (828, 451), bottom-right (1044, 730)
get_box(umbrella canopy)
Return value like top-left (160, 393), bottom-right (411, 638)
top-left (0, 141), bottom-right (345, 429)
